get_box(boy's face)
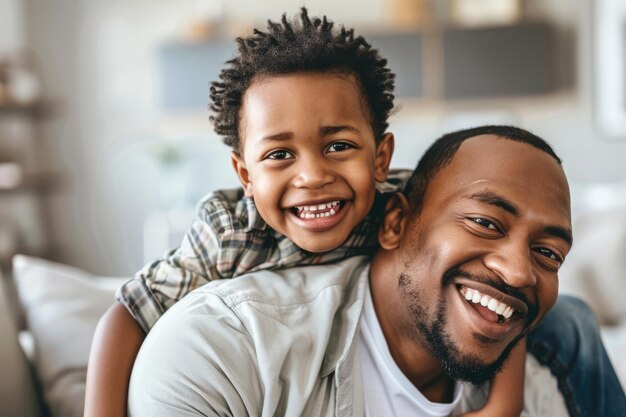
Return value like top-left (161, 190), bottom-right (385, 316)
top-left (232, 72), bottom-right (393, 253)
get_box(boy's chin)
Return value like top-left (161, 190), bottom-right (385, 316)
top-left (291, 235), bottom-right (347, 254)
top-left (295, 241), bottom-right (342, 254)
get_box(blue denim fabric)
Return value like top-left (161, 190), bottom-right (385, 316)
top-left (527, 295), bottom-right (626, 417)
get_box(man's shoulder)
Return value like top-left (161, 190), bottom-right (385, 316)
top-left (134, 256), bottom-right (371, 412)
top-left (190, 255), bottom-right (370, 310)
top-left (133, 257), bottom-right (369, 417)
top-left (143, 255), bottom-right (370, 381)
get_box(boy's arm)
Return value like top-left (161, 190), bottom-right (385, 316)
top-left (115, 189), bottom-right (250, 333)
top-left (460, 338), bottom-right (526, 417)
top-left (83, 189), bottom-right (263, 417)
top-left (84, 303), bottom-right (145, 417)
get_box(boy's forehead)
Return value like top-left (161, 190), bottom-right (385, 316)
top-left (240, 72), bottom-right (374, 144)
top-left (243, 71), bottom-right (368, 114)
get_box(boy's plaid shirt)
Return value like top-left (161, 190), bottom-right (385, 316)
top-left (116, 169), bottom-right (411, 332)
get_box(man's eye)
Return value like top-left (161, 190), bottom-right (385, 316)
top-left (327, 142), bottom-right (354, 153)
top-left (266, 150), bottom-right (294, 160)
top-left (471, 217), bottom-right (498, 230)
top-left (535, 247), bottom-right (563, 263)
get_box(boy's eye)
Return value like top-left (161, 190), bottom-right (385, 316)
top-left (326, 141), bottom-right (354, 153)
top-left (265, 149), bottom-right (294, 160)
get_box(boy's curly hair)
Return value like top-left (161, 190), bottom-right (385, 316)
top-left (209, 8), bottom-right (395, 152)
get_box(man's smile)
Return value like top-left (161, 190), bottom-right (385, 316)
top-left (460, 286), bottom-right (516, 322)
top-left (448, 277), bottom-right (533, 342)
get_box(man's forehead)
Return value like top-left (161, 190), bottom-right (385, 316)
top-left (427, 134), bottom-right (571, 219)
top-left (444, 135), bottom-right (566, 185)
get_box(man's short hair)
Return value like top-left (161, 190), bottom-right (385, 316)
top-left (209, 7), bottom-right (396, 152)
top-left (404, 125), bottom-right (562, 214)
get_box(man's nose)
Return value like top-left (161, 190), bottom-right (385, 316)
top-left (292, 157), bottom-right (335, 189)
top-left (484, 239), bottom-right (536, 288)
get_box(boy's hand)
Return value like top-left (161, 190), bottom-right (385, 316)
top-left (458, 407), bottom-right (520, 417)
top-left (458, 339), bottom-right (526, 417)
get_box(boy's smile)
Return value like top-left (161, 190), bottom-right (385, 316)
top-left (292, 200), bottom-right (340, 219)
top-left (288, 199), bottom-right (347, 231)
top-left (231, 72), bottom-right (393, 253)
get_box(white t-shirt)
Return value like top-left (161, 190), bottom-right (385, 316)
top-left (359, 288), bottom-right (463, 417)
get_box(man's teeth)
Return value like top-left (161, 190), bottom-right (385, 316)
top-left (463, 288), bottom-right (515, 319)
top-left (295, 201), bottom-right (340, 219)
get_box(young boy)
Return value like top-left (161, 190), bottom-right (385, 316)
top-left (85, 8), bottom-right (571, 417)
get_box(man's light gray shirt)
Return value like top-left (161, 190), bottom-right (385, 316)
top-left (128, 256), bottom-right (567, 416)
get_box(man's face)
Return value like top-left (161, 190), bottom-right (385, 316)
top-left (232, 72), bottom-right (393, 253)
top-left (390, 135), bottom-right (572, 384)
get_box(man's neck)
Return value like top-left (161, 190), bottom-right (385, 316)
top-left (369, 253), bottom-right (456, 403)
top-left (379, 310), bottom-right (456, 403)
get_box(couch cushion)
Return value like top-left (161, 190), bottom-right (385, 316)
top-left (0, 273), bottom-right (43, 417)
top-left (12, 255), bottom-right (127, 417)
top-left (558, 208), bottom-right (626, 325)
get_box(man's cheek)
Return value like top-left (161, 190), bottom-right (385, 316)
top-left (531, 283), bottom-right (559, 330)
top-left (543, 280), bottom-right (559, 311)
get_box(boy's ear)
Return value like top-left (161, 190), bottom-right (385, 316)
top-left (374, 133), bottom-right (394, 183)
top-left (231, 152), bottom-right (254, 197)
top-left (378, 192), bottom-right (410, 250)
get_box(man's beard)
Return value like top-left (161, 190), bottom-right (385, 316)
top-left (398, 270), bottom-right (529, 386)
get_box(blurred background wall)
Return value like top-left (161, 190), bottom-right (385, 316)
top-left (1, 0), bottom-right (626, 276)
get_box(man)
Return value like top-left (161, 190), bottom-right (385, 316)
top-left (128, 126), bottom-right (625, 416)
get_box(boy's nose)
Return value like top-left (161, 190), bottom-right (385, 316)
top-left (292, 159), bottom-right (335, 189)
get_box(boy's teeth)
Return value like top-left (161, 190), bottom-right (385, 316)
top-left (461, 287), bottom-right (516, 321)
top-left (296, 200), bottom-right (339, 212)
top-left (303, 212), bottom-right (334, 219)
top-left (295, 200), bottom-right (341, 218)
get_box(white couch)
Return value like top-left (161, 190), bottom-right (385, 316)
top-left (557, 205), bottom-right (626, 389)
top-left (0, 256), bottom-right (126, 417)
top-left (1, 202), bottom-right (626, 417)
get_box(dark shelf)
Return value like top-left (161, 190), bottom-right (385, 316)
top-left (158, 21), bottom-right (560, 107)
top-left (0, 101), bottom-right (56, 118)
top-left (0, 172), bottom-right (64, 195)
top-left (443, 22), bottom-right (555, 98)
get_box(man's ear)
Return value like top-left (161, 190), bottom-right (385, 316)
top-left (378, 192), bottom-right (410, 250)
top-left (231, 152), bottom-right (254, 197)
top-left (374, 133), bottom-right (395, 183)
